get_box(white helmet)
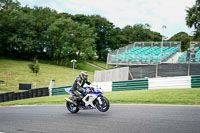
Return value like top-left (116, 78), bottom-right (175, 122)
top-left (81, 71), bottom-right (88, 80)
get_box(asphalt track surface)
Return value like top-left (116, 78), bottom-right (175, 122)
top-left (0, 104), bottom-right (200, 133)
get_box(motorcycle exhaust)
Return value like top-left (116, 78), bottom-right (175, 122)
top-left (65, 97), bottom-right (77, 105)
top-left (65, 97), bottom-right (73, 102)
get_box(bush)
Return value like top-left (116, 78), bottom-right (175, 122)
top-left (29, 60), bottom-right (40, 76)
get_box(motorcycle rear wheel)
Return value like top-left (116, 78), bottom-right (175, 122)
top-left (66, 101), bottom-right (79, 113)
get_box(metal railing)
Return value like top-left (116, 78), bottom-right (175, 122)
top-left (178, 41), bottom-right (200, 63)
top-left (107, 41), bottom-right (181, 65)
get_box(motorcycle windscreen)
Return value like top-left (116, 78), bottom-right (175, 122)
top-left (65, 87), bottom-right (72, 94)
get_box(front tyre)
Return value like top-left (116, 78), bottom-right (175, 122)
top-left (66, 101), bottom-right (79, 113)
top-left (96, 96), bottom-right (110, 112)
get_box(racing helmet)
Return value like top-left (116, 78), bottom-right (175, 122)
top-left (81, 71), bottom-right (88, 80)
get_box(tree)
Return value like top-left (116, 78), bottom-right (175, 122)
top-left (186, 0), bottom-right (200, 40)
top-left (46, 18), bottom-right (95, 64)
top-left (0, 0), bottom-right (165, 63)
top-left (29, 59), bottom-right (40, 76)
top-left (29, 7), bottom-right (58, 59)
top-left (169, 32), bottom-right (192, 51)
top-left (89, 15), bottom-right (115, 60)
top-left (0, 0), bottom-right (20, 11)
top-left (122, 24), bottom-right (162, 43)
top-left (106, 27), bottom-right (128, 50)
top-left (0, 0), bottom-right (21, 56)
top-left (72, 14), bottom-right (91, 25)
top-left (7, 7), bottom-right (37, 58)
top-left (122, 25), bottom-right (133, 43)
top-left (0, 3), bottom-right (58, 59)
top-left (72, 14), bottom-right (119, 61)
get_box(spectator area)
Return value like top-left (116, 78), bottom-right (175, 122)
top-left (178, 47), bottom-right (200, 62)
top-left (111, 46), bottom-right (179, 63)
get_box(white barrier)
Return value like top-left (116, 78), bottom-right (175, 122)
top-left (149, 76), bottom-right (191, 89)
top-left (94, 67), bottom-right (129, 82)
top-left (94, 82), bottom-right (112, 92)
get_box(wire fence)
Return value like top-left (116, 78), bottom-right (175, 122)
top-left (129, 63), bottom-right (200, 79)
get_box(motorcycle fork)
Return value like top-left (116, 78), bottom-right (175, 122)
top-left (97, 96), bottom-right (103, 105)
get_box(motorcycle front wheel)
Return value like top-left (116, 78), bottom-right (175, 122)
top-left (96, 96), bottom-right (110, 112)
top-left (66, 101), bottom-right (79, 113)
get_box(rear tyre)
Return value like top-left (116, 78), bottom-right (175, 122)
top-left (66, 101), bottom-right (79, 113)
top-left (96, 96), bottom-right (110, 112)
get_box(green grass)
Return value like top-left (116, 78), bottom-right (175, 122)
top-left (106, 88), bottom-right (200, 105)
top-left (0, 58), bottom-right (99, 92)
top-left (77, 62), bottom-right (101, 72)
top-left (88, 60), bottom-right (116, 69)
top-left (1, 88), bottom-right (200, 106)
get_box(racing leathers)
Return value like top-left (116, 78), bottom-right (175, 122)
top-left (71, 75), bottom-right (91, 103)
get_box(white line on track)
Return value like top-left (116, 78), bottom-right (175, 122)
top-left (13, 105), bottom-right (37, 107)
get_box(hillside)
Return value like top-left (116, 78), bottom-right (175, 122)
top-left (0, 58), bottom-right (100, 92)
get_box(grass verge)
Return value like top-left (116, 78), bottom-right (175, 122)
top-left (88, 60), bottom-right (116, 69)
top-left (0, 58), bottom-right (99, 92)
top-left (1, 88), bottom-right (200, 106)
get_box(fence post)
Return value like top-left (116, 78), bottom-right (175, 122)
top-left (48, 79), bottom-right (55, 96)
top-left (156, 64), bottom-right (158, 78)
top-left (129, 70), bottom-right (134, 80)
top-left (106, 53), bottom-right (109, 69)
top-left (188, 63), bottom-right (190, 76)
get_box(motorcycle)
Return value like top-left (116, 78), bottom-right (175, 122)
top-left (64, 85), bottom-right (110, 113)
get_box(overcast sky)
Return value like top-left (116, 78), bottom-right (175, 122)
top-left (18, 0), bottom-right (196, 38)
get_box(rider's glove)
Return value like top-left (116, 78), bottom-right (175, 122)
top-left (86, 89), bottom-right (91, 93)
top-left (90, 87), bottom-right (94, 92)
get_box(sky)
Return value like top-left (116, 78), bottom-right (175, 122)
top-left (17, 0), bottom-right (196, 38)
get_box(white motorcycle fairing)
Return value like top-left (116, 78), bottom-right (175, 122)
top-left (82, 94), bottom-right (97, 107)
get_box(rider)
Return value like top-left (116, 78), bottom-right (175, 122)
top-left (71, 71), bottom-right (91, 105)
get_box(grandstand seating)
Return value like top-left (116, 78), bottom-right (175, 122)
top-left (111, 46), bottom-right (179, 63)
top-left (178, 47), bottom-right (200, 62)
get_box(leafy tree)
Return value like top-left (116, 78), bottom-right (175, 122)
top-left (89, 15), bottom-right (115, 60)
top-left (29, 59), bottom-right (40, 76)
top-left (122, 25), bottom-right (133, 43)
top-left (0, 0), bottom-right (166, 63)
top-left (8, 6), bottom-right (58, 59)
top-left (8, 7), bottom-right (36, 58)
top-left (0, 0), bottom-right (20, 56)
top-left (30, 7), bottom-right (58, 59)
top-left (106, 27), bottom-right (128, 50)
top-left (186, 0), bottom-right (200, 40)
top-left (46, 18), bottom-right (95, 64)
top-left (0, 2), bottom-right (58, 59)
top-left (122, 24), bottom-right (162, 43)
top-left (72, 14), bottom-right (91, 25)
top-left (169, 32), bottom-right (192, 51)
top-left (132, 24), bottom-right (151, 41)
